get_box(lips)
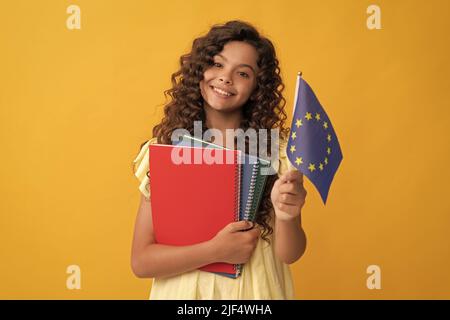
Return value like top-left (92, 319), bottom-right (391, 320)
top-left (210, 85), bottom-right (235, 97)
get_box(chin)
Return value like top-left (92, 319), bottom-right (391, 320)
top-left (205, 101), bottom-right (242, 113)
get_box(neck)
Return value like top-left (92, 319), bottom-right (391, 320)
top-left (204, 104), bottom-right (242, 147)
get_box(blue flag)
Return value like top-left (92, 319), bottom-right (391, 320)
top-left (287, 74), bottom-right (343, 204)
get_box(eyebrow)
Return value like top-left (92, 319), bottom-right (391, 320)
top-left (216, 54), bottom-right (256, 74)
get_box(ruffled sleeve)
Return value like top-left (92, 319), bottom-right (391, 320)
top-left (133, 137), bottom-right (158, 199)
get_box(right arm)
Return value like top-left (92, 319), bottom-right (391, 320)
top-left (130, 194), bottom-right (259, 279)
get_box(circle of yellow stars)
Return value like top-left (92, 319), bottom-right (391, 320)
top-left (290, 111), bottom-right (332, 173)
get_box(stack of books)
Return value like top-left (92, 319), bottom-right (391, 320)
top-left (148, 135), bottom-right (271, 278)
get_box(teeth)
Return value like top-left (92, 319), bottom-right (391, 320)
top-left (213, 86), bottom-right (232, 96)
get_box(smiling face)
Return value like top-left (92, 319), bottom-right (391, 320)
top-left (199, 41), bottom-right (259, 114)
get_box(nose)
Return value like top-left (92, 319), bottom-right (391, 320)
top-left (219, 72), bottom-right (232, 85)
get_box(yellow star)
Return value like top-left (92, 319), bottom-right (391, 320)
top-left (323, 122), bottom-right (328, 129)
top-left (305, 112), bottom-right (313, 121)
top-left (324, 157), bottom-right (328, 165)
top-left (295, 119), bottom-right (303, 128)
top-left (295, 157), bottom-right (303, 166)
top-left (327, 147), bottom-right (331, 155)
top-left (327, 134), bottom-right (331, 142)
top-left (290, 145), bottom-right (296, 153)
top-left (291, 132), bottom-right (297, 140)
top-left (315, 113), bottom-right (321, 121)
top-left (319, 163), bottom-right (324, 171)
top-left (308, 163), bottom-right (316, 172)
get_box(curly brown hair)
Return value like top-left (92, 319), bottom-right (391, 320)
top-left (135, 20), bottom-right (289, 243)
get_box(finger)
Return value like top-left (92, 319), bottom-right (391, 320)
top-left (276, 203), bottom-right (301, 216)
top-left (249, 225), bottom-right (260, 234)
top-left (230, 220), bottom-right (253, 232)
top-left (279, 182), bottom-right (298, 195)
top-left (278, 193), bottom-right (299, 206)
top-left (249, 227), bottom-right (261, 239)
top-left (280, 170), bottom-right (303, 184)
top-left (285, 170), bottom-right (303, 183)
top-left (273, 176), bottom-right (283, 189)
top-left (282, 181), bottom-right (305, 195)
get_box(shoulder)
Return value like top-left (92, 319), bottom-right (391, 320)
top-left (141, 137), bottom-right (159, 150)
top-left (133, 137), bottom-right (158, 178)
top-left (133, 137), bottom-right (158, 199)
top-left (133, 138), bottom-right (158, 163)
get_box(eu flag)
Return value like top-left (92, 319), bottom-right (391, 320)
top-left (287, 73), bottom-right (343, 204)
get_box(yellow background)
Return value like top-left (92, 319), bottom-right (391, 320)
top-left (1, 0), bottom-right (449, 299)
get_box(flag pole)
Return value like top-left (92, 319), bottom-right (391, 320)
top-left (287, 71), bottom-right (302, 172)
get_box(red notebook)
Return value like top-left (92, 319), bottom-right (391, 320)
top-left (149, 144), bottom-right (241, 276)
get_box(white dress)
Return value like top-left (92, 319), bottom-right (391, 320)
top-left (133, 137), bottom-right (295, 299)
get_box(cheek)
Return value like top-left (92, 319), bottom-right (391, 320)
top-left (202, 69), bottom-right (214, 82)
top-left (239, 82), bottom-right (256, 98)
top-left (200, 72), bottom-right (212, 92)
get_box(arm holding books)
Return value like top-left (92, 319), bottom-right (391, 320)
top-left (131, 195), bottom-right (260, 279)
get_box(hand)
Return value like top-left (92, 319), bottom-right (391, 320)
top-left (209, 221), bottom-right (260, 264)
top-left (271, 170), bottom-right (307, 221)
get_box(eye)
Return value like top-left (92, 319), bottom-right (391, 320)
top-left (213, 62), bottom-right (222, 68)
top-left (239, 72), bottom-right (249, 78)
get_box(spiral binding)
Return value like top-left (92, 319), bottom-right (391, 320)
top-left (249, 161), bottom-right (269, 221)
top-left (244, 160), bottom-right (260, 220)
top-left (235, 158), bottom-right (261, 277)
top-left (233, 151), bottom-right (242, 277)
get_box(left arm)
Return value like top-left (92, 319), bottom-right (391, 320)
top-left (271, 170), bottom-right (308, 264)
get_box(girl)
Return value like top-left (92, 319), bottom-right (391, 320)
top-left (131, 20), bottom-right (307, 299)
